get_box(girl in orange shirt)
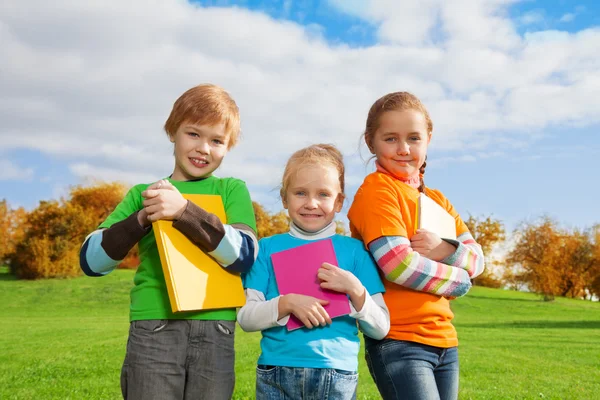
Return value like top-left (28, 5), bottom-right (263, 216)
top-left (348, 92), bottom-right (485, 400)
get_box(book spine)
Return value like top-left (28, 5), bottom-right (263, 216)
top-left (152, 222), bottom-right (180, 312)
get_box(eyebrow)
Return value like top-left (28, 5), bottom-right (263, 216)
top-left (382, 131), bottom-right (423, 136)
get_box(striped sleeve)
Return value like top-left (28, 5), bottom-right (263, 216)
top-left (441, 232), bottom-right (485, 278)
top-left (208, 224), bottom-right (258, 273)
top-left (79, 230), bottom-right (120, 277)
top-left (172, 201), bottom-right (257, 273)
top-left (369, 236), bottom-right (472, 297)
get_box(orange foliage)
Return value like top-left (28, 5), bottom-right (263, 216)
top-left (10, 201), bottom-right (91, 278)
top-left (0, 200), bottom-right (28, 263)
top-left (464, 215), bottom-right (506, 288)
top-left (507, 218), bottom-right (599, 300)
top-left (253, 202), bottom-right (289, 239)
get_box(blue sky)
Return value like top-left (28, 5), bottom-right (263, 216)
top-left (1, 0), bottom-right (599, 233)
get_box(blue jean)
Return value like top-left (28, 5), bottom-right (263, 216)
top-left (364, 337), bottom-right (459, 400)
top-left (120, 319), bottom-right (236, 400)
top-left (255, 365), bottom-right (358, 400)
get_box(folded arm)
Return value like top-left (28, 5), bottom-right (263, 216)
top-left (369, 235), bottom-right (474, 297)
top-left (237, 289), bottom-right (289, 332)
top-left (172, 201), bottom-right (258, 273)
top-left (79, 211), bottom-right (149, 276)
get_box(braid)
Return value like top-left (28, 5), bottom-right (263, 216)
top-left (418, 157), bottom-right (427, 193)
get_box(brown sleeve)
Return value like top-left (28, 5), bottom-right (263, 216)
top-left (172, 200), bottom-right (225, 252)
top-left (101, 211), bottom-right (151, 260)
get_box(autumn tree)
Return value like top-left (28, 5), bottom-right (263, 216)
top-left (9, 200), bottom-right (92, 278)
top-left (0, 200), bottom-right (28, 264)
top-left (464, 214), bottom-right (506, 288)
top-left (585, 225), bottom-right (600, 300)
top-left (70, 181), bottom-right (128, 223)
top-left (253, 202), bottom-right (289, 239)
top-left (8, 181), bottom-right (135, 278)
top-left (507, 218), bottom-right (598, 301)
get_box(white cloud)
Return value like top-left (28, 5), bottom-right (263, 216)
top-left (559, 13), bottom-right (576, 23)
top-left (519, 10), bottom-right (545, 26)
top-left (1, 0), bottom-right (599, 204)
top-left (0, 159), bottom-right (34, 181)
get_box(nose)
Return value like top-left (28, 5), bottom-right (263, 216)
top-left (305, 196), bottom-right (318, 209)
top-left (397, 140), bottom-right (410, 155)
top-left (196, 139), bottom-right (210, 155)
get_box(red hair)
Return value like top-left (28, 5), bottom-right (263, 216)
top-left (164, 84), bottom-right (240, 148)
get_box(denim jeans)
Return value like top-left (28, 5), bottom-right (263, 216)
top-left (255, 365), bottom-right (358, 400)
top-left (120, 319), bottom-right (236, 400)
top-left (364, 337), bottom-right (459, 400)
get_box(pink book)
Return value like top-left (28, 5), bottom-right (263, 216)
top-left (271, 239), bottom-right (351, 331)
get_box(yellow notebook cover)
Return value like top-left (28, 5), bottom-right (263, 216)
top-left (415, 192), bottom-right (457, 240)
top-left (153, 194), bottom-right (246, 313)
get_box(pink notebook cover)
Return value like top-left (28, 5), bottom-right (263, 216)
top-left (271, 239), bottom-right (351, 331)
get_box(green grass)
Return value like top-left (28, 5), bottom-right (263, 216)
top-left (1, 266), bottom-right (599, 399)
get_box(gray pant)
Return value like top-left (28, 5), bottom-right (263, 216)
top-left (120, 319), bottom-right (236, 400)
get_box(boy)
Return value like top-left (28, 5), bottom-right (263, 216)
top-left (79, 84), bottom-right (257, 400)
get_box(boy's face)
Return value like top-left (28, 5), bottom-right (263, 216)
top-left (170, 121), bottom-right (229, 181)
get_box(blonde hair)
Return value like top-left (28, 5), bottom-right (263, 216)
top-left (364, 92), bottom-right (433, 192)
top-left (280, 144), bottom-right (345, 201)
top-left (164, 84), bottom-right (241, 148)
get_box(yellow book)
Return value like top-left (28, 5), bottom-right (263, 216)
top-left (415, 192), bottom-right (457, 240)
top-left (153, 194), bottom-right (246, 313)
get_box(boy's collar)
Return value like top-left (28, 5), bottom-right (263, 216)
top-left (289, 221), bottom-right (337, 240)
top-left (167, 174), bottom-right (212, 183)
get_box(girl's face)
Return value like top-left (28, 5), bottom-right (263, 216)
top-left (369, 109), bottom-right (431, 180)
top-left (283, 164), bottom-right (343, 233)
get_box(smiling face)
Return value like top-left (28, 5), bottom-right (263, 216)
top-left (283, 163), bottom-right (343, 232)
top-left (170, 121), bottom-right (229, 181)
top-left (369, 109), bottom-right (431, 179)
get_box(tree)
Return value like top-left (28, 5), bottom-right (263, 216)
top-left (464, 215), bottom-right (506, 288)
top-left (9, 200), bottom-right (91, 278)
top-left (253, 202), bottom-right (289, 239)
top-left (0, 200), bottom-right (28, 264)
top-left (8, 182), bottom-right (135, 278)
top-left (506, 218), bottom-right (598, 301)
top-left (69, 181), bottom-right (128, 223)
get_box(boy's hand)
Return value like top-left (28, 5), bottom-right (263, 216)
top-left (137, 208), bottom-right (151, 228)
top-left (411, 229), bottom-right (455, 261)
top-left (279, 294), bottom-right (332, 329)
top-left (141, 180), bottom-right (188, 222)
top-left (318, 263), bottom-right (365, 310)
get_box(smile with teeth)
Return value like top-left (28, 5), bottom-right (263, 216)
top-left (300, 213), bottom-right (322, 218)
top-left (189, 157), bottom-right (209, 168)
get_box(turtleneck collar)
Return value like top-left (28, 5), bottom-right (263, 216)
top-left (375, 161), bottom-right (421, 189)
top-left (289, 221), bottom-right (337, 240)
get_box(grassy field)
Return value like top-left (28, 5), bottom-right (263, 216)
top-left (1, 266), bottom-right (599, 399)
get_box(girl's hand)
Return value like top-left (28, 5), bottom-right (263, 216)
top-left (411, 229), bottom-right (455, 261)
top-left (318, 263), bottom-right (362, 297)
top-left (318, 263), bottom-right (366, 310)
top-left (141, 180), bottom-right (188, 222)
top-left (279, 294), bottom-right (332, 329)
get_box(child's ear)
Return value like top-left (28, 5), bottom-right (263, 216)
top-left (282, 198), bottom-right (288, 210)
top-left (334, 194), bottom-right (344, 212)
top-left (169, 133), bottom-right (175, 143)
